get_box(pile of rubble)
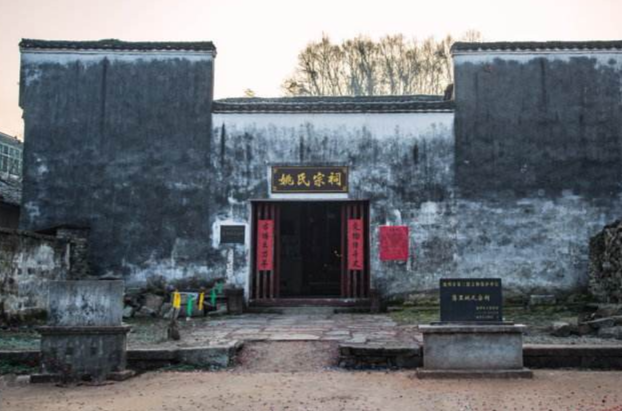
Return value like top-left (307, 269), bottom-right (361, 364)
top-left (551, 304), bottom-right (622, 340)
top-left (589, 220), bottom-right (622, 303)
top-left (122, 280), bottom-right (244, 319)
top-left (124, 292), bottom-right (175, 319)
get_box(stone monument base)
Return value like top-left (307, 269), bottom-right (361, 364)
top-left (33, 325), bottom-right (133, 383)
top-left (417, 323), bottom-right (533, 379)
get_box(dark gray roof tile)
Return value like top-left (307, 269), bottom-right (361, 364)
top-left (213, 95), bottom-right (454, 113)
top-left (20, 39), bottom-right (216, 53)
top-left (452, 41), bottom-right (622, 53)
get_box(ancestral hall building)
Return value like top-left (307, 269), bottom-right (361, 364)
top-left (18, 39), bottom-right (622, 302)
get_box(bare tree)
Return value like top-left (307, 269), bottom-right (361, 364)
top-left (282, 31), bottom-right (482, 97)
top-left (243, 88), bottom-right (256, 98)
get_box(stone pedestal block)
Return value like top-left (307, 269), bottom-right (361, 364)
top-left (417, 324), bottom-right (532, 379)
top-left (226, 288), bottom-right (245, 315)
top-left (369, 289), bottom-right (385, 314)
top-left (33, 326), bottom-right (132, 382)
top-left (33, 280), bottom-right (134, 383)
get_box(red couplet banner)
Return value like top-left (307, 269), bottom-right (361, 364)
top-left (256, 219), bottom-right (274, 271)
top-left (348, 219), bottom-right (364, 270)
top-left (379, 226), bottom-right (409, 261)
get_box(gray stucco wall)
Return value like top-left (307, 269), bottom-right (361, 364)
top-left (0, 228), bottom-right (70, 319)
top-left (210, 112), bottom-right (456, 296)
top-left (17, 44), bottom-right (622, 300)
top-left (19, 50), bottom-right (216, 286)
top-left (453, 51), bottom-right (622, 296)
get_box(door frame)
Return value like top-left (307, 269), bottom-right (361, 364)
top-left (249, 199), bottom-right (370, 303)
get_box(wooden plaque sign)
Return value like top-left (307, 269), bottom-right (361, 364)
top-left (271, 166), bottom-right (348, 193)
top-left (440, 278), bottom-right (503, 322)
top-left (220, 225), bottom-right (245, 244)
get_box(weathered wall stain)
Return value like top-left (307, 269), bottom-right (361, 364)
top-left (17, 41), bottom-right (622, 300)
top-left (453, 50), bottom-right (622, 296)
top-left (454, 53), bottom-right (622, 197)
top-left (211, 112), bottom-right (456, 296)
top-left (20, 50), bottom-right (217, 287)
top-left (0, 228), bottom-right (70, 318)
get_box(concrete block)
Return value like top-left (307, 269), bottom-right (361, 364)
top-left (598, 326), bottom-right (622, 339)
top-left (143, 294), bottom-right (164, 312)
top-left (123, 306), bottom-right (135, 319)
top-left (585, 317), bottom-right (619, 329)
top-left (36, 325), bottom-right (131, 382)
top-left (416, 369), bottom-right (533, 379)
top-left (176, 342), bottom-right (241, 369)
top-left (134, 306), bottom-right (157, 318)
top-left (419, 324), bottom-right (527, 374)
top-left (225, 288), bottom-right (244, 315)
top-left (551, 321), bottom-right (572, 337)
top-left (47, 281), bottom-right (124, 327)
top-left (529, 294), bottom-right (557, 306)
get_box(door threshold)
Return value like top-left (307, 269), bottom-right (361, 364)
top-left (249, 298), bottom-right (370, 307)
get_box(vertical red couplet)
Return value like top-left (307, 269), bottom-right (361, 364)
top-left (257, 219), bottom-right (274, 271)
top-left (348, 219), bottom-right (364, 270)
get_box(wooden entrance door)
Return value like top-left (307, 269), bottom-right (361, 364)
top-left (251, 201), bottom-right (370, 301)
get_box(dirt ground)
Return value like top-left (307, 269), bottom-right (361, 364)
top-left (2, 342), bottom-right (622, 411)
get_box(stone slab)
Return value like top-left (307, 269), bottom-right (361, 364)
top-left (31, 369), bottom-right (136, 384)
top-left (268, 334), bottom-right (321, 341)
top-left (38, 326), bottom-right (130, 380)
top-left (415, 368), bottom-right (533, 379)
top-left (421, 324), bottom-right (525, 371)
top-left (419, 324), bottom-right (525, 333)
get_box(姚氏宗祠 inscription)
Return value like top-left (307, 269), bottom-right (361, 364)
top-left (271, 166), bottom-right (348, 193)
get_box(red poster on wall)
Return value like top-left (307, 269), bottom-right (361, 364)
top-left (256, 219), bottom-right (274, 271)
top-left (348, 219), bottom-right (364, 270)
top-left (379, 226), bottom-right (409, 261)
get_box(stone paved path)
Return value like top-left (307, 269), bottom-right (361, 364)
top-left (174, 312), bottom-right (420, 347)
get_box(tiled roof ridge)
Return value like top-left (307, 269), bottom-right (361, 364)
top-left (213, 95), bottom-right (454, 113)
top-left (452, 40), bottom-right (622, 53)
top-left (20, 39), bottom-right (216, 53)
top-left (0, 131), bottom-right (22, 144)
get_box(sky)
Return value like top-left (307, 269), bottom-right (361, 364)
top-left (1, 0), bottom-right (622, 138)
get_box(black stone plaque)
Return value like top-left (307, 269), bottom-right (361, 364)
top-left (271, 166), bottom-right (348, 193)
top-left (440, 278), bottom-right (503, 322)
top-left (220, 225), bottom-right (245, 244)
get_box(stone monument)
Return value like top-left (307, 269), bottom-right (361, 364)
top-left (32, 280), bottom-right (134, 383)
top-left (416, 278), bottom-right (532, 379)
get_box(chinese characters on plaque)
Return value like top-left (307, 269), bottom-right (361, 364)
top-left (256, 220), bottom-right (274, 271)
top-left (379, 226), bottom-right (409, 261)
top-left (440, 279), bottom-right (503, 322)
top-left (347, 219), bottom-right (364, 270)
top-left (220, 225), bottom-right (245, 244)
top-left (272, 166), bottom-right (348, 193)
